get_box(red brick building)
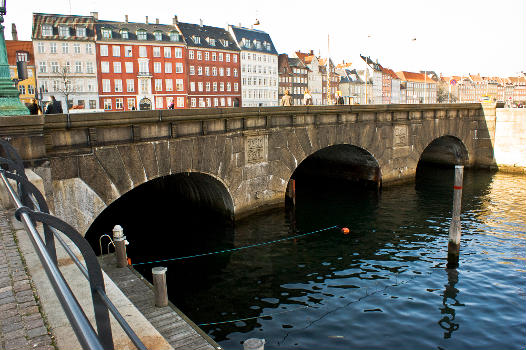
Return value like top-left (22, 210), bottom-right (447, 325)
top-left (175, 20), bottom-right (241, 108)
top-left (95, 16), bottom-right (188, 111)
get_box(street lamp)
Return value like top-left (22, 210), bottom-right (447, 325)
top-left (0, 0), bottom-right (29, 115)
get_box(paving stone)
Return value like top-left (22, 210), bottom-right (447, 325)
top-left (25, 317), bottom-right (45, 330)
top-left (0, 315), bottom-right (22, 326)
top-left (28, 334), bottom-right (53, 347)
top-left (2, 327), bottom-right (25, 340)
top-left (4, 336), bottom-right (29, 350)
top-left (1, 321), bottom-right (24, 333)
top-left (19, 305), bottom-right (39, 315)
top-left (27, 325), bottom-right (48, 338)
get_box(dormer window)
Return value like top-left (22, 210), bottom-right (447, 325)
top-left (207, 38), bottom-right (215, 46)
top-left (265, 42), bottom-right (271, 51)
top-left (120, 29), bottom-right (129, 39)
top-left (101, 28), bottom-right (112, 39)
top-left (244, 39), bottom-right (251, 48)
top-left (137, 29), bottom-right (147, 40)
top-left (169, 31), bottom-right (179, 41)
top-left (223, 39), bottom-right (228, 47)
top-left (59, 25), bottom-right (70, 37)
top-left (193, 35), bottom-right (200, 44)
top-left (76, 27), bottom-right (86, 37)
top-left (41, 24), bottom-right (53, 37)
top-left (16, 51), bottom-right (29, 62)
top-left (154, 31), bottom-right (162, 41)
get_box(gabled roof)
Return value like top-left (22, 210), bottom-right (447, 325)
top-left (228, 25), bottom-right (277, 55)
top-left (177, 22), bottom-right (238, 51)
top-left (360, 54), bottom-right (382, 72)
top-left (295, 51), bottom-right (316, 65)
top-left (32, 13), bottom-right (96, 41)
top-left (96, 20), bottom-right (184, 44)
top-left (382, 67), bottom-right (399, 80)
top-left (396, 71), bottom-right (437, 84)
top-left (5, 40), bottom-right (35, 65)
top-left (288, 57), bottom-right (308, 70)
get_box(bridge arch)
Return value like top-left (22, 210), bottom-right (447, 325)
top-left (417, 135), bottom-right (469, 168)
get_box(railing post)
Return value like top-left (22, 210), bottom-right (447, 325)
top-left (447, 165), bottom-right (464, 269)
top-left (112, 225), bottom-right (128, 268)
top-left (152, 267), bottom-right (168, 307)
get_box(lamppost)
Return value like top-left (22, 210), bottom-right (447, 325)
top-left (0, 0), bottom-right (28, 115)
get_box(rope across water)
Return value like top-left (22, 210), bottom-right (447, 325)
top-left (132, 225), bottom-right (339, 266)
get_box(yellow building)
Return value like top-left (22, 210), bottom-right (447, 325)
top-left (6, 40), bottom-right (37, 105)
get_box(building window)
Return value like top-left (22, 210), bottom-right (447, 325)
top-left (139, 61), bottom-right (149, 74)
top-left (101, 62), bottom-right (110, 73)
top-left (62, 43), bottom-right (68, 54)
top-left (165, 62), bottom-right (172, 73)
top-left (193, 36), bottom-right (200, 44)
top-left (42, 24), bottom-right (53, 37)
top-left (221, 98), bottom-right (225, 106)
top-left (137, 30), bottom-right (147, 40)
top-left (86, 44), bottom-right (93, 54)
top-left (189, 66), bottom-right (195, 75)
top-left (139, 46), bottom-right (147, 57)
top-left (75, 61), bottom-right (82, 73)
top-left (39, 62), bottom-right (46, 73)
top-left (73, 43), bottom-right (81, 54)
top-left (213, 82), bottom-right (217, 91)
top-left (233, 54), bottom-right (238, 63)
top-left (212, 52), bottom-right (216, 61)
top-left (49, 42), bottom-right (57, 54)
top-left (198, 82), bottom-right (203, 92)
top-left (102, 79), bottom-right (111, 92)
top-left (120, 29), bottom-right (129, 39)
top-left (155, 79), bottom-right (162, 91)
top-left (234, 82), bottom-right (238, 91)
top-left (100, 45), bottom-right (108, 56)
top-left (18, 85), bottom-right (25, 95)
top-left (104, 99), bottom-right (112, 110)
top-left (75, 26), bottom-right (86, 37)
top-left (153, 47), bottom-right (161, 57)
top-left (115, 98), bottom-right (123, 109)
top-left (174, 47), bottom-right (182, 58)
top-left (190, 82), bottom-right (195, 91)
top-left (220, 82), bottom-right (224, 91)
top-left (177, 97), bottom-right (184, 107)
top-left (205, 67), bottom-right (210, 76)
top-left (219, 68), bottom-right (224, 76)
top-left (127, 98), bottom-right (136, 110)
top-left (219, 53), bottom-right (223, 61)
top-left (191, 98), bottom-right (196, 107)
top-left (199, 98), bottom-right (205, 107)
top-left (58, 26), bottom-right (70, 37)
top-left (166, 79), bottom-right (173, 91)
top-left (226, 68), bottom-right (230, 76)
top-left (205, 52), bottom-right (209, 60)
top-left (124, 46), bottom-right (132, 57)
top-left (37, 42), bottom-right (45, 53)
top-left (208, 38), bottom-right (215, 46)
top-left (206, 98), bottom-right (211, 107)
top-left (113, 62), bottom-right (122, 73)
top-left (154, 31), bottom-right (162, 41)
top-left (175, 79), bottom-right (183, 91)
top-left (197, 51), bottom-right (202, 60)
top-left (125, 62), bottom-right (133, 73)
top-left (154, 62), bottom-right (161, 73)
top-left (170, 31), bottom-right (180, 42)
top-left (112, 46), bottom-right (120, 57)
top-left (126, 79), bottom-right (134, 92)
top-left (114, 80), bottom-right (123, 92)
top-left (223, 40), bottom-right (229, 47)
top-left (214, 97), bottom-right (219, 106)
top-left (198, 66), bottom-right (202, 75)
top-left (102, 29), bottom-right (112, 39)
top-left (212, 67), bottom-right (217, 76)
top-left (28, 85), bottom-right (35, 95)
top-left (176, 62), bottom-right (183, 73)
top-left (189, 50), bottom-right (194, 59)
top-left (164, 47), bottom-right (171, 58)
top-left (51, 61), bottom-right (59, 73)
top-left (227, 82), bottom-right (231, 91)
top-left (206, 82), bottom-right (210, 91)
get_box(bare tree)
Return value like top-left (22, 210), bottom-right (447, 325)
top-left (53, 64), bottom-right (76, 113)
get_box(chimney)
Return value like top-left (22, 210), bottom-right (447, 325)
top-left (125, 15), bottom-right (128, 23)
top-left (310, 50), bottom-right (314, 55)
top-left (156, 18), bottom-right (159, 24)
top-left (11, 23), bottom-right (18, 41)
top-left (173, 15), bottom-right (178, 24)
top-left (199, 19), bottom-right (203, 27)
top-left (90, 12), bottom-right (98, 20)
top-left (238, 22), bottom-right (241, 27)
top-left (145, 16), bottom-right (148, 24)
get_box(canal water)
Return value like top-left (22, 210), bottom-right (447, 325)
top-left (95, 168), bottom-right (526, 349)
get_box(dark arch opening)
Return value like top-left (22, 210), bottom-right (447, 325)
top-left (85, 172), bottom-right (234, 264)
top-left (417, 136), bottom-right (469, 170)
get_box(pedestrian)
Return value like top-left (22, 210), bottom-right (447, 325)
top-left (280, 90), bottom-right (292, 106)
top-left (27, 98), bottom-right (42, 115)
top-left (45, 96), bottom-right (63, 114)
top-left (303, 89), bottom-right (312, 105)
top-left (168, 100), bottom-right (175, 109)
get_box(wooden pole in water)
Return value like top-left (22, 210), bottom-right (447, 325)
top-left (447, 165), bottom-right (464, 269)
top-left (112, 225), bottom-right (128, 268)
top-left (152, 267), bottom-right (168, 307)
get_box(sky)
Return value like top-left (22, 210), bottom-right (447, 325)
top-left (5, 0), bottom-right (525, 77)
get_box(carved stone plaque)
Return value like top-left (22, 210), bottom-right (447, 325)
top-left (393, 125), bottom-right (408, 147)
top-left (246, 135), bottom-right (267, 164)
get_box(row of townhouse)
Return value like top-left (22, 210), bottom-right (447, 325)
top-left (440, 74), bottom-right (526, 104)
top-left (11, 12), bottom-right (279, 112)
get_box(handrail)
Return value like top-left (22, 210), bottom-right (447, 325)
top-left (0, 139), bottom-right (147, 350)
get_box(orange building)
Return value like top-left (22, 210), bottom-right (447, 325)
top-left (6, 40), bottom-right (37, 105)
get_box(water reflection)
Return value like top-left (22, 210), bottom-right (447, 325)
top-left (438, 269), bottom-right (463, 339)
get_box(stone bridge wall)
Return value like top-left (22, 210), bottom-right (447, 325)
top-left (0, 103), bottom-right (496, 234)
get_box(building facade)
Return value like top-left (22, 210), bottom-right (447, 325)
top-left (319, 58), bottom-right (339, 104)
top-left (277, 54), bottom-right (308, 105)
top-left (32, 13), bottom-right (99, 112)
top-left (396, 71), bottom-right (437, 104)
top-left (95, 16), bottom-right (187, 111)
top-left (6, 40), bottom-right (36, 105)
top-left (296, 51), bottom-right (323, 105)
top-left (228, 25), bottom-right (278, 107)
top-left (176, 21), bottom-right (241, 108)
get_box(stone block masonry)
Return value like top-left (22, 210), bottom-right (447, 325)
top-left (0, 207), bottom-right (55, 350)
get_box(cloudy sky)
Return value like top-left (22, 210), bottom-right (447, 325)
top-left (5, 0), bottom-right (525, 76)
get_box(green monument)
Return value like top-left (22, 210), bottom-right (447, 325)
top-left (0, 1), bottom-right (29, 116)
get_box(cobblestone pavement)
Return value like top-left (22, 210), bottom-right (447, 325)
top-left (0, 208), bottom-right (56, 350)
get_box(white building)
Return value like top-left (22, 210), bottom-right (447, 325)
top-left (32, 13), bottom-right (100, 112)
top-left (296, 51), bottom-right (323, 105)
top-left (228, 25), bottom-right (278, 107)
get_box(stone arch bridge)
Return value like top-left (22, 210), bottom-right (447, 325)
top-left (0, 103), bottom-right (497, 235)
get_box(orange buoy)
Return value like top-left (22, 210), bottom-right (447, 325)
top-left (341, 227), bottom-right (350, 234)
top-left (127, 257), bottom-right (132, 265)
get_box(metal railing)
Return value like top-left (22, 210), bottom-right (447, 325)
top-left (0, 139), bottom-right (147, 350)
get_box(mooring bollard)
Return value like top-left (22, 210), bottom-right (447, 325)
top-left (112, 225), bottom-right (128, 268)
top-left (447, 165), bottom-right (464, 269)
top-left (152, 266), bottom-right (168, 307)
top-left (243, 338), bottom-right (265, 350)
